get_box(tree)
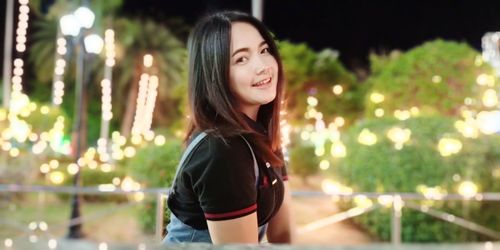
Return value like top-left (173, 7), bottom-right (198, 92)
top-left (28, 1), bottom-right (187, 141)
top-left (112, 18), bottom-right (187, 136)
top-left (278, 41), bottom-right (362, 126)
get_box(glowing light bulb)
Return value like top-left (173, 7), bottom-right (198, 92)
top-left (375, 108), bottom-right (384, 117)
top-left (307, 96), bottom-right (318, 107)
top-left (458, 181), bottom-right (478, 199)
top-left (438, 138), bottom-right (462, 157)
top-left (482, 89), bottom-right (498, 107)
top-left (48, 171), bottom-right (65, 185)
top-left (358, 129), bottom-right (377, 146)
top-left (332, 85), bottom-right (343, 95)
top-left (370, 92), bottom-right (385, 103)
top-left (330, 140), bottom-right (346, 157)
top-left (319, 160), bottom-right (330, 170)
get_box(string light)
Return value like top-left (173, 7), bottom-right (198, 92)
top-left (307, 96), bottom-right (318, 107)
top-left (48, 239), bottom-right (57, 249)
top-left (319, 160), bottom-right (330, 170)
top-left (143, 54), bottom-right (153, 68)
top-left (4, 238), bottom-right (13, 248)
top-left (332, 84), bottom-right (343, 95)
top-left (353, 195), bottom-right (373, 209)
top-left (98, 29), bottom-right (115, 161)
top-left (481, 89), bottom-right (498, 107)
top-left (52, 37), bottom-right (67, 106)
top-left (132, 73), bottom-right (150, 135)
top-left (458, 181), bottom-right (478, 199)
top-left (387, 127), bottom-right (411, 149)
top-left (104, 29), bottom-right (116, 67)
top-left (377, 195), bottom-right (394, 207)
top-left (330, 140), bottom-right (346, 158)
top-left (9, 0), bottom-right (31, 102)
top-left (476, 111), bottom-right (500, 134)
top-left (154, 135), bottom-right (166, 146)
top-left (431, 75), bottom-right (442, 83)
top-left (416, 185), bottom-right (446, 200)
top-left (100, 79), bottom-right (113, 121)
top-left (438, 137), bottom-right (462, 157)
top-left (142, 75), bottom-right (159, 133)
top-left (358, 129), bottom-right (377, 146)
top-left (333, 116), bottom-right (345, 127)
top-left (476, 74), bottom-right (494, 86)
top-left (321, 179), bottom-right (352, 195)
top-left (374, 108), bottom-right (384, 117)
top-left (370, 92), bottom-right (385, 103)
top-left (98, 242), bottom-right (108, 250)
top-left (394, 109), bottom-right (411, 120)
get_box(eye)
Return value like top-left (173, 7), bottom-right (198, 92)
top-left (261, 47), bottom-right (270, 54)
top-left (235, 56), bottom-right (248, 64)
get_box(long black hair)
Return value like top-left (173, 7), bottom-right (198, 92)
top-left (185, 10), bottom-right (285, 166)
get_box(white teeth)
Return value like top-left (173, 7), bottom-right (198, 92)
top-left (253, 78), bottom-right (270, 87)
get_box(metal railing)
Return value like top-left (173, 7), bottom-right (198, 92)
top-left (1, 184), bottom-right (500, 245)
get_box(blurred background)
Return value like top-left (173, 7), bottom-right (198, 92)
top-left (0, 0), bottom-right (499, 249)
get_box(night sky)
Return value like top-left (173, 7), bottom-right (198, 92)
top-left (3, 0), bottom-right (500, 73)
top-left (120, 0), bottom-right (500, 72)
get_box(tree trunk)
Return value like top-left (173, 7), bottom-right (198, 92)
top-left (120, 59), bottom-right (142, 137)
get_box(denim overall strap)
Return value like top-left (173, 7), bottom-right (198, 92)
top-left (169, 132), bottom-right (207, 195)
top-left (239, 135), bottom-right (259, 187)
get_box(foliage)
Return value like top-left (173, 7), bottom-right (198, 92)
top-left (288, 139), bottom-right (320, 181)
top-left (278, 41), bottom-right (363, 127)
top-left (28, 2), bottom-right (188, 143)
top-left (112, 17), bottom-right (188, 134)
top-left (332, 116), bottom-right (500, 242)
top-left (124, 136), bottom-right (183, 233)
top-left (0, 103), bottom-right (68, 188)
top-left (365, 40), bottom-right (494, 118)
top-left (59, 165), bottom-right (128, 202)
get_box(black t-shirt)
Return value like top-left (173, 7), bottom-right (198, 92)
top-left (167, 117), bottom-right (288, 230)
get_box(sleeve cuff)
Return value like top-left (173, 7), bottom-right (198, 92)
top-left (204, 203), bottom-right (257, 221)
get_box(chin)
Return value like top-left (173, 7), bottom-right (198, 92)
top-left (260, 96), bottom-right (276, 105)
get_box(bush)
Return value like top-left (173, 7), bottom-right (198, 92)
top-left (365, 40), bottom-right (494, 118)
top-left (289, 140), bottom-right (319, 182)
top-left (58, 165), bottom-right (128, 202)
top-left (278, 41), bottom-right (363, 127)
top-left (332, 116), bottom-right (500, 242)
top-left (125, 136), bottom-right (182, 233)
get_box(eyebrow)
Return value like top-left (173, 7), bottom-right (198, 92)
top-left (231, 41), bottom-right (267, 58)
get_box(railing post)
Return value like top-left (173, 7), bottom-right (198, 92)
top-left (391, 195), bottom-right (402, 245)
top-left (155, 193), bottom-right (165, 241)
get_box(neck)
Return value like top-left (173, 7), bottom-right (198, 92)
top-left (240, 106), bottom-right (259, 121)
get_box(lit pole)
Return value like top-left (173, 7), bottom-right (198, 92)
top-left (60, 6), bottom-right (101, 239)
top-left (2, 0), bottom-right (14, 108)
top-left (252, 0), bottom-right (263, 21)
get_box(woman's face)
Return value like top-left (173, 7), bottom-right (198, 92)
top-left (228, 22), bottom-right (278, 118)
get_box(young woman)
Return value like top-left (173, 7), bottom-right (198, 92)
top-left (164, 10), bottom-right (294, 244)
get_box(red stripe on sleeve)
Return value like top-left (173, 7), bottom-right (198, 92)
top-left (204, 204), bottom-right (257, 220)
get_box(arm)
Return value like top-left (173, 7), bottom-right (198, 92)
top-left (207, 212), bottom-right (259, 244)
top-left (266, 181), bottom-right (295, 243)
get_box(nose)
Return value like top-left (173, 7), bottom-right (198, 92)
top-left (254, 57), bottom-right (271, 75)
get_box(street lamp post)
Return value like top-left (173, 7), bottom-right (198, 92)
top-left (59, 6), bottom-right (101, 239)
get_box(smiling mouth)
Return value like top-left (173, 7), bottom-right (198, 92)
top-left (252, 77), bottom-right (272, 87)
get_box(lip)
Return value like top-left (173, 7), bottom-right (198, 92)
top-left (252, 77), bottom-right (272, 88)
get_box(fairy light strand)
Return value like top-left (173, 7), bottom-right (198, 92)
top-left (52, 35), bottom-right (67, 105)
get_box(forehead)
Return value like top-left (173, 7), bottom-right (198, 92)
top-left (230, 22), bottom-right (265, 50)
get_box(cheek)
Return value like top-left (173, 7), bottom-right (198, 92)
top-left (229, 69), bottom-right (248, 93)
top-left (268, 57), bottom-right (279, 74)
